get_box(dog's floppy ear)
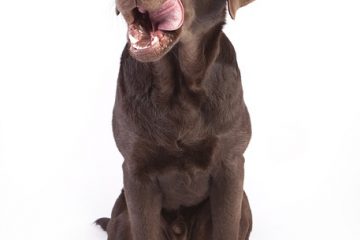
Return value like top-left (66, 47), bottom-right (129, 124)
top-left (228, 0), bottom-right (255, 19)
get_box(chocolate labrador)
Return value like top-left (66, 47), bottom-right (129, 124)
top-left (96, 0), bottom-right (255, 239)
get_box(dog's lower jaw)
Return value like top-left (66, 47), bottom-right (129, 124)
top-left (128, 29), bottom-right (182, 62)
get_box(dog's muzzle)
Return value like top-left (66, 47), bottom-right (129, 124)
top-left (119, 0), bottom-right (185, 62)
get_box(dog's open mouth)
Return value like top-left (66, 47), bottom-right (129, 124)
top-left (127, 0), bottom-right (184, 62)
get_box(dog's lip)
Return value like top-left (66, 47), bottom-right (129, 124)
top-left (128, 25), bottom-right (166, 51)
top-left (125, 0), bottom-right (184, 62)
top-left (128, 25), bottom-right (180, 62)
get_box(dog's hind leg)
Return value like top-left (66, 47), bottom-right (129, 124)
top-left (238, 191), bottom-right (252, 240)
top-left (106, 210), bottom-right (133, 240)
top-left (110, 189), bottom-right (127, 218)
top-left (96, 190), bottom-right (177, 240)
top-left (95, 190), bottom-right (132, 240)
top-left (95, 189), bottom-right (127, 231)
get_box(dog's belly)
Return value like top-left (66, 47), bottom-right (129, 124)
top-left (158, 169), bottom-right (210, 210)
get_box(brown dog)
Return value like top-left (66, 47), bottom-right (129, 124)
top-left (96, 0), bottom-right (255, 239)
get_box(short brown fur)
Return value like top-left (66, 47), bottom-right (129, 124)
top-left (96, 0), bottom-right (255, 239)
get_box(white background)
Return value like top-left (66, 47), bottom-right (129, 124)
top-left (0, 0), bottom-right (359, 239)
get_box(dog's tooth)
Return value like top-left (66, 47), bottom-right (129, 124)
top-left (129, 34), bottom-right (138, 44)
top-left (133, 42), bottom-right (151, 50)
top-left (151, 36), bottom-right (159, 45)
top-left (138, 25), bottom-right (145, 34)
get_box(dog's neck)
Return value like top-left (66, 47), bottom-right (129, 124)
top-left (151, 22), bottom-right (225, 95)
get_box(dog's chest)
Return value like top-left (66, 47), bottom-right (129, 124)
top-left (130, 135), bottom-right (217, 210)
top-left (133, 135), bottom-right (217, 174)
top-left (157, 168), bottom-right (210, 210)
top-left (123, 101), bottom-right (203, 150)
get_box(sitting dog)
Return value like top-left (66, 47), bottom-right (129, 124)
top-left (96, 0), bottom-right (255, 239)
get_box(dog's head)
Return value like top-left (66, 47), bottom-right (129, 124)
top-left (116, 0), bottom-right (255, 62)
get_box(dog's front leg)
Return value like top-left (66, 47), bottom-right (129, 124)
top-left (123, 163), bottom-right (164, 240)
top-left (210, 154), bottom-right (245, 240)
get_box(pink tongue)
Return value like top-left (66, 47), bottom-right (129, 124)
top-left (148, 0), bottom-right (184, 31)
